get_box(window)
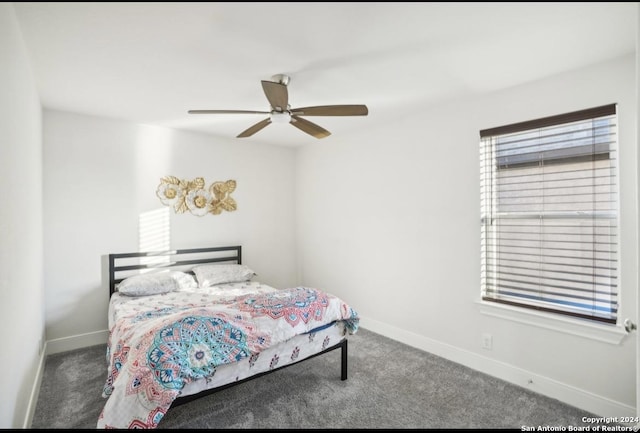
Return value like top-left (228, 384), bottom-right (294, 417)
top-left (480, 104), bottom-right (618, 324)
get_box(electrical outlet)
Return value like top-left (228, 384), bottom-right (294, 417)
top-left (482, 333), bottom-right (493, 350)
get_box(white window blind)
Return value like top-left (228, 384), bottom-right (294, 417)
top-left (480, 104), bottom-right (618, 324)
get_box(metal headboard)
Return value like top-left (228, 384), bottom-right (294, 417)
top-left (108, 246), bottom-right (242, 296)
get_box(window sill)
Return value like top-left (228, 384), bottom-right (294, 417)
top-left (476, 300), bottom-right (628, 345)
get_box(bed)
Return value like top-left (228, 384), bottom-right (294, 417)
top-left (97, 246), bottom-right (359, 429)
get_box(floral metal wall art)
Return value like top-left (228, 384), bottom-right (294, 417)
top-left (156, 176), bottom-right (237, 216)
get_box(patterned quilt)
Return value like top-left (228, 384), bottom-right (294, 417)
top-left (97, 284), bottom-right (359, 428)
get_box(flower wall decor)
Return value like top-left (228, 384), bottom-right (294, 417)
top-left (156, 176), bottom-right (237, 216)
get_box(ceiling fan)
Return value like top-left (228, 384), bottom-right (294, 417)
top-left (188, 74), bottom-right (368, 139)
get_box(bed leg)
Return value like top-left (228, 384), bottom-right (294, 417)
top-left (341, 339), bottom-right (348, 380)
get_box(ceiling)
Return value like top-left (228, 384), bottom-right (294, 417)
top-left (12, 2), bottom-right (637, 148)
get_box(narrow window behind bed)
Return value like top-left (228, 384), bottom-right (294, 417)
top-left (479, 104), bottom-right (618, 324)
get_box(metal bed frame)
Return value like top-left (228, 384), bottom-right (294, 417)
top-left (107, 245), bottom-right (348, 408)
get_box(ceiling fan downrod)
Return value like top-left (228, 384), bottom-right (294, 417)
top-left (270, 74), bottom-right (290, 86)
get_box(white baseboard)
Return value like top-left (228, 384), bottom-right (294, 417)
top-left (358, 316), bottom-right (636, 419)
top-left (45, 329), bottom-right (109, 355)
top-left (23, 345), bottom-right (46, 428)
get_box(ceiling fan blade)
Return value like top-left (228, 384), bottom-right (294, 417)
top-left (290, 105), bottom-right (368, 116)
top-left (237, 118), bottom-right (272, 138)
top-left (261, 80), bottom-right (289, 111)
top-left (290, 115), bottom-right (331, 139)
top-left (188, 109), bottom-right (269, 114)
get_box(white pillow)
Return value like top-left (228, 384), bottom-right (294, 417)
top-left (192, 264), bottom-right (256, 288)
top-left (117, 271), bottom-right (197, 296)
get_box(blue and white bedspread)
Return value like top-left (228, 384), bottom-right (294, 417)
top-left (97, 282), bottom-right (359, 429)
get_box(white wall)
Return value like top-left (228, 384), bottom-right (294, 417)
top-left (636, 5), bottom-right (640, 421)
top-left (296, 54), bottom-right (637, 417)
top-left (633, 3), bottom-right (640, 427)
top-left (43, 111), bottom-right (297, 351)
top-left (0, 3), bottom-right (44, 428)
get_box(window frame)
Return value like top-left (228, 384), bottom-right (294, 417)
top-left (479, 104), bottom-right (619, 325)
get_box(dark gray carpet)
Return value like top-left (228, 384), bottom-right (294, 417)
top-left (32, 328), bottom-right (608, 429)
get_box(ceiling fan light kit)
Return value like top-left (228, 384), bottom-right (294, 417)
top-left (188, 74), bottom-right (368, 139)
top-left (270, 111), bottom-right (291, 124)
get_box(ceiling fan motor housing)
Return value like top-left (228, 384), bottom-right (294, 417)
top-left (270, 111), bottom-right (291, 123)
